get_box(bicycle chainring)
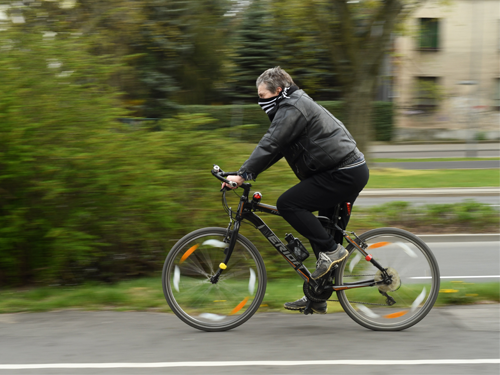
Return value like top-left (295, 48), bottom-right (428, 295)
top-left (303, 281), bottom-right (333, 302)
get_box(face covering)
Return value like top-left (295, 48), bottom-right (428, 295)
top-left (258, 94), bottom-right (280, 121)
top-left (257, 85), bottom-right (299, 122)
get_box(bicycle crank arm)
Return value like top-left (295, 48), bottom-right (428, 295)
top-left (300, 300), bottom-right (315, 315)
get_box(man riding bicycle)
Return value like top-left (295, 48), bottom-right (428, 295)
top-left (224, 67), bottom-right (369, 314)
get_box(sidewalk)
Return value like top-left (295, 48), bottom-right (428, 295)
top-left (371, 142), bottom-right (500, 153)
top-left (370, 142), bottom-right (500, 158)
top-left (360, 187), bottom-right (500, 197)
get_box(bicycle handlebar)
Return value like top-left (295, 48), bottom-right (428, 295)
top-left (211, 165), bottom-right (251, 190)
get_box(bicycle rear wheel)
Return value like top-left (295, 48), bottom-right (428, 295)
top-left (162, 227), bottom-right (266, 332)
top-left (335, 227), bottom-right (440, 331)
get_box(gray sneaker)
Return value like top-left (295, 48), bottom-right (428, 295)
top-left (284, 296), bottom-right (327, 314)
top-left (311, 245), bottom-right (348, 280)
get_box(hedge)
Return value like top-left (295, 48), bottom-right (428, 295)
top-left (180, 101), bottom-right (393, 143)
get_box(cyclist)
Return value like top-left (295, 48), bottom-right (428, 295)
top-left (224, 67), bottom-right (369, 314)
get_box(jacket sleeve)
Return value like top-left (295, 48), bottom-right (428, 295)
top-left (238, 106), bottom-right (307, 179)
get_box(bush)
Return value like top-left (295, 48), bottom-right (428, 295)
top-left (179, 100), bottom-right (393, 143)
top-left (0, 28), bottom-right (234, 286)
top-left (372, 102), bottom-right (394, 142)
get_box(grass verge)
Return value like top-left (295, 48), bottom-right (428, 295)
top-left (366, 168), bottom-right (500, 188)
top-left (373, 157), bottom-right (500, 163)
top-left (0, 277), bottom-right (497, 314)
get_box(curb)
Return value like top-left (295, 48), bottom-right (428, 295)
top-left (360, 187), bottom-right (500, 198)
top-left (416, 234), bottom-right (500, 243)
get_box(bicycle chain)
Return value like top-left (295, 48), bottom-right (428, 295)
top-left (330, 274), bottom-right (388, 306)
top-left (342, 274), bottom-right (376, 277)
top-left (326, 299), bottom-right (389, 306)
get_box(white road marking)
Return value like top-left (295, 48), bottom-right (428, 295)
top-left (0, 359), bottom-right (498, 369)
top-left (411, 275), bottom-right (500, 279)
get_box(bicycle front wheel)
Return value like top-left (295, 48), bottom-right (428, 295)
top-left (162, 227), bottom-right (267, 332)
top-left (335, 228), bottom-right (440, 331)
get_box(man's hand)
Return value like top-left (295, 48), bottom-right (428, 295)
top-left (222, 175), bottom-right (245, 190)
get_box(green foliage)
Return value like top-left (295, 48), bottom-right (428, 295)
top-left (0, 26), bottom-right (232, 286)
top-left (372, 102), bottom-right (394, 141)
top-left (178, 101), bottom-right (392, 142)
top-left (230, 0), bottom-right (280, 100)
top-left (5, 0), bottom-right (232, 116)
top-left (354, 201), bottom-right (500, 233)
top-left (229, 0), bottom-right (341, 101)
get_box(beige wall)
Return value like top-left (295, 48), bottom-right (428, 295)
top-left (394, 0), bottom-right (500, 140)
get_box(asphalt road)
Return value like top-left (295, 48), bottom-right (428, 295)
top-left (0, 306), bottom-right (498, 375)
top-left (373, 160), bottom-right (500, 169)
top-left (356, 187), bottom-right (500, 207)
top-left (0, 239), bottom-right (498, 375)
top-left (422, 237), bottom-right (500, 282)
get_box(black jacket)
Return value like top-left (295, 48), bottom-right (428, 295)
top-left (239, 89), bottom-right (362, 180)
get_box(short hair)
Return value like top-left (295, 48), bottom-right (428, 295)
top-left (256, 66), bottom-right (295, 94)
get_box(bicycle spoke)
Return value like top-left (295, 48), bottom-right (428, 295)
top-left (336, 228), bottom-right (439, 331)
top-left (163, 228), bottom-right (266, 331)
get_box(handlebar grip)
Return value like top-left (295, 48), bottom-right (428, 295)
top-left (212, 165), bottom-right (239, 189)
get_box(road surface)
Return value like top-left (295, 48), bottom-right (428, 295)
top-left (0, 238), bottom-right (498, 375)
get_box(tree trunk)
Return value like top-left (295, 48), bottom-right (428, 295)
top-left (344, 76), bottom-right (377, 160)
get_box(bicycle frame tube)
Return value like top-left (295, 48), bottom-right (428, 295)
top-left (217, 188), bottom-right (383, 292)
top-left (243, 209), bottom-right (316, 285)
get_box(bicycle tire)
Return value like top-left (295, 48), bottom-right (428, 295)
top-left (335, 227), bottom-right (440, 331)
top-left (162, 227), bottom-right (267, 332)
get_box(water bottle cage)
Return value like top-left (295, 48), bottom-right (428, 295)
top-left (285, 234), bottom-right (310, 263)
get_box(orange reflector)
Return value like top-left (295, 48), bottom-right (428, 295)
top-left (180, 244), bottom-right (199, 264)
top-left (368, 241), bottom-right (391, 249)
top-left (229, 297), bottom-right (249, 315)
top-left (384, 310), bottom-right (408, 319)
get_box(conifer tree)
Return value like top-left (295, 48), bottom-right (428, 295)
top-left (231, 0), bottom-right (280, 101)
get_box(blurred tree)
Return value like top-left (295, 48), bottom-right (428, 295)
top-left (231, 0), bottom-right (280, 100)
top-left (270, 0), bottom-right (341, 100)
top-left (230, 0), bottom-right (341, 101)
top-left (309, 0), bottom-right (429, 154)
top-left (0, 24), bottom-right (231, 286)
top-left (5, 0), bottom-right (232, 116)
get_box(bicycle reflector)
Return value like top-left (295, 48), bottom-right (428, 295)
top-left (346, 202), bottom-right (352, 216)
top-left (252, 192), bottom-right (262, 202)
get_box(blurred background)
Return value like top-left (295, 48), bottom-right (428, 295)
top-left (0, 2), bottom-right (498, 374)
top-left (0, 0), bottom-right (498, 291)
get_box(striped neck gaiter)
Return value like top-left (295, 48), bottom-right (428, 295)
top-left (257, 85), bottom-right (298, 122)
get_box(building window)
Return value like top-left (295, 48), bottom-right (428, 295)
top-left (419, 18), bottom-right (440, 51)
top-left (415, 77), bottom-right (442, 110)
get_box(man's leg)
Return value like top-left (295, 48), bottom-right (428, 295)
top-left (277, 164), bottom-right (369, 258)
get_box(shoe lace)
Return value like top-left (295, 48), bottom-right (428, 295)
top-left (315, 252), bottom-right (330, 267)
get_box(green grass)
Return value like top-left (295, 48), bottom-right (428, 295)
top-left (0, 277), bottom-right (497, 314)
top-left (366, 168), bottom-right (500, 188)
top-left (230, 147), bottom-right (500, 190)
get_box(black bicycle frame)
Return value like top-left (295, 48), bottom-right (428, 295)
top-left (211, 176), bottom-right (390, 291)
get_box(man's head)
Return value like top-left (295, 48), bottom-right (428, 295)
top-left (256, 67), bottom-right (295, 99)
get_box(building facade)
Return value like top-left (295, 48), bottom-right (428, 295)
top-left (393, 0), bottom-right (500, 141)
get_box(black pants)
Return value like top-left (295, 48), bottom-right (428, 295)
top-left (276, 163), bottom-right (369, 259)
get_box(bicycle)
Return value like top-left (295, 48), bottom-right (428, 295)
top-left (162, 165), bottom-right (440, 332)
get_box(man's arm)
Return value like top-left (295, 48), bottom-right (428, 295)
top-left (239, 106), bottom-right (307, 178)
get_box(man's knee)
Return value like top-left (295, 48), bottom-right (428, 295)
top-left (276, 194), bottom-right (294, 213)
